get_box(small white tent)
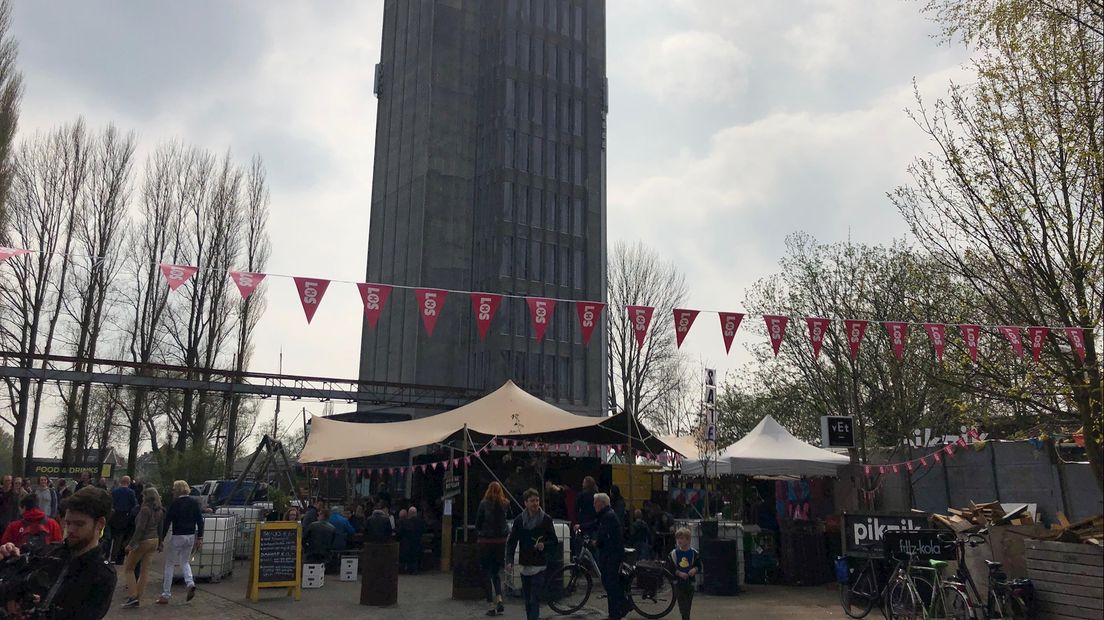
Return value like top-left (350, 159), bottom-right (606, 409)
top-left (681, 415), bottom-right (849, 477)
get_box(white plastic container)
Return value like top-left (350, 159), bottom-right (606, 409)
top-left (303, 562), bottom-right (325, 588)
top-left (339, 556), bottom-right (358, 582)
top-left (175, 514), bottom-right (237, 582)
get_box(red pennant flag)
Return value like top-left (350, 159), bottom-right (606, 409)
top-left (959, 325), bottom-right (981, 362)
top-left (293, 277), bottom-right (331, 324)
top-left (945, 444), bottom-right (955, 456)
top-left (1026, 326), bottom-right (1048, 362)
top-left (470, 292), bottom-right (502, 341)
top-left (844, 320), bottom-right (868, 359)
top-left (997, 326), bottom-right (1023, 357)
top-left (159, 264), bottom-right (198, 291)
top-left (432, 462), bottom-right (440, 470)
top-left (892, 464), bottom-right (900, 474)
top-left (1064, 327), bottom-right (1087, 362)
top-left (452, 458), bottom-right (460, 467)
top-left (923, 324), bottom-right (946, 362)
top-left (358, 283), bottom-right (393, 329)
top-left (933, 451), bottom-right (942, 464)
top-left (527, 297), bottom-right (556, 342)
top-left (718, 312), bottom-right (744, 354)
top-left (0, 247), bottom-right (31, 263)
top-left (672, 309), bottom-right (699, 348)
top-left (863, 465), bottom-right (872, 477)
top-left (957, 437), bottom-right (967, 449)
top-left (626, 305), bottom-right (655, 349)
top-left (415, 288), bottom-right (448, 336)
top-left (464, 456), bottom-right (471, 465)
top-left (763, 315), bottom-right (789, 356)
top-left (884, 322), bottom-right (909, 361)
top-left (906, 461), bottom-right (915, 473)
top-left (920, 456), bottom-right (928, 468)
top-left (878, 466), bottom-right (886, 475)
top-left (228, 271), bottom-right (267, 299)
top-left (806, 318), bottom-right (831, 359)
top-left (576, 302), bottom-right (605, 346)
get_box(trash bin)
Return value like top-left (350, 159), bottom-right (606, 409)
top-left (360, 542), bottom-right (399, 606)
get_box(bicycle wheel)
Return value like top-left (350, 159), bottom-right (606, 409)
top-left (546, 563), bottom-right (592, 615)
top-left (990, 592), bottom-right (1029, 619)
top-left (886, 577), bottom-right (923, 620)
top-left (839, 564), bottom-right (876, 619)
top-left (934, 584), bottom-right (971, 620)
top-left (628, 570), bottom-right (678, 619)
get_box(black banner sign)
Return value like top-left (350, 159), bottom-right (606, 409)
top-left (842, 512), bottom-right (931, 557)
top-left (882, 530), bottom-right (955, 561)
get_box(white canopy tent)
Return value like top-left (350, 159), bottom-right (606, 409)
top-left (680, 415), bottom-right (849, 477)
top-left (299, 380), bottom-right (674, 463)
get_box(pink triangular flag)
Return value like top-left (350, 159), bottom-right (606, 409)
top-left (0, 247), bottom-right (31, 263)
top-left (228, 271), bottom-right (267, 299)
top-left (159, 264), bottom-right (198, 291)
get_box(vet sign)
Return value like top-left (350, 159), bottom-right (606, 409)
top-left (842, 512), bottom-right (931, 557)
top-left (820, 416), bottom-right (856, 449)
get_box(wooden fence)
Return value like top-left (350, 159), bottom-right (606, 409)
top-left (1024, 539), bottom-right (1103, 619)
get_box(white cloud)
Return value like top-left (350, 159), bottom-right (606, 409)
top-left (634, 30), bottom-right (750, 103)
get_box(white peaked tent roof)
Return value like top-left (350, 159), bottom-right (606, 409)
top-left (681, 415), bottom-right (850, 477)
top-left (299, 380), bottom-right (611, 463)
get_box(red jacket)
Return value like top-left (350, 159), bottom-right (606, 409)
top-left (0, 508), bottom-right (63, 546)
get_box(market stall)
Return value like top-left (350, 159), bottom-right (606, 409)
top-left (676, 416), bottom-right (850, 588)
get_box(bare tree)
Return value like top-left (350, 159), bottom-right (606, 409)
top-left (56, 125), bottom-right (134, 465)
top-left (0, 120), bottom-right (89, 473)
top-left (122, 142), bottom-right (185, 476)
top-left (225, 155), bottom-right (269, 475)
top-left (605, 240), bottom-right (690, 423)
top-left (0, 0), bottom-right (22, 233)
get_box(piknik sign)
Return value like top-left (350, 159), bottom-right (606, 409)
top-left (842, 512), bottom-right (931, 558)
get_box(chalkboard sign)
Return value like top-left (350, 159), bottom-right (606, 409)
top-left (248, 522), bottom-right (302, 602)
top-left (259, 527), bottom-right (298, 582)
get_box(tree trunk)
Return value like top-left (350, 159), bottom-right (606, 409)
top-left (127, 385), bottom-right (147, 478)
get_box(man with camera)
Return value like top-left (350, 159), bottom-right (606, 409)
top-left (0, 486), bottom-right (117, 619)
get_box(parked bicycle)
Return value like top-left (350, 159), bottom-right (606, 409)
top-left (939, 530), bottom-right (1031, 618)
top-left (546, 532), bottom-right (679, 619)
top-left (839, 544), bottom-right (935, 619)
top-left (883, 551), bottom-right (969, 620)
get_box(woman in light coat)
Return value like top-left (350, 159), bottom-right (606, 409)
top-left (121, 487), bottom-right (164, 608)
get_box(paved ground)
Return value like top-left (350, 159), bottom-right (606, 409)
top-left (105, 555), bottom-right (852, 619)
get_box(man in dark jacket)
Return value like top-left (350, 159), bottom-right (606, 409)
top-left (303, 508), bottom-right (336, 563)
top-left (506, 488), bottom-right (558, 620)
top-left (398, 507), bottom-right (426, 573)
top-left (593, 492), bottom-right (626, 620)
top-left (109, 475), bottom-right (137, 564)
top-left (363, 501), bottom-right (393, 543)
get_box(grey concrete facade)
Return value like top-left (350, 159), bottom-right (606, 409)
top-left (360, 0), bottom-right (608, 416)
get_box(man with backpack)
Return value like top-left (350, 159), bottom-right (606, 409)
top-left (0, 494), bottom-right (63, 549)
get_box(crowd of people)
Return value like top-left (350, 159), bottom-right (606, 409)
top-left (293, 497), bottom-right (428, 574)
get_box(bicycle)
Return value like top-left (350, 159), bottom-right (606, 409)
top-left (546, 532), bottom-right (678, 619)
top-left (940, 530), bottom-right (1031, 618)
top-left (839, 545), bottom-right (934, 619)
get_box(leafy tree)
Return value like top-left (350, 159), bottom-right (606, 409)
top-left (896, 0), bottom-right (1103, 485)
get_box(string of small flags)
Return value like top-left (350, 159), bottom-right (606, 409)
top-left (302, 436), bottom-right (686, 476)
top-left (865, 429), bottom-right (982, 477)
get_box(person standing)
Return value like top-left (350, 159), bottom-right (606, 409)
top-left (404, 507), bottom-right (425, 574)
top-left (35, 475), bottom-right (59, 519)
top-left (120, 487), bottom-right (165, 608)
top-left (328, 505), bottom-right (355, 550)
top-left (0, 494), bottom-right (63, 548)
top-left (506, 489), bottom-right (557, 620)
top-left (576, 476), bottom-right (599, 536)
top-left (303, 508), bottom-right (336, 563)
top-left (629, 509), bottom-right (654, 560)
top-left (363, 501), bottom-right (393, 543)
top-left (476, 481), bottom-right (510, 616)
top-left (75, 472), bottom-right (91, 491)
top-left (157, 480), bottom-right (203, 605)
top-left (109, 475), bottom-right (137, 564)
top-left (665, 527), bottom-right (702, 620)
top-left (0, 475), bottom-right (15, 532)
top-left (593, 492), bottom-right (626, 620)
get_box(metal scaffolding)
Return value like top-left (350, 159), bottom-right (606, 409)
top-left (0, 351), bottom-right (482, 409)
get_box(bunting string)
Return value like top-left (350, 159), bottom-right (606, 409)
top-left (0, 246), bottom-right (1092, 363)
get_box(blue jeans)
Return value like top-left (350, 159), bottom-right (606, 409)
top-left (521, 569), bottom-right (546, 620)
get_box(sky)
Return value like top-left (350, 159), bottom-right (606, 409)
top-left (11, 1), bottom-right (969, 456)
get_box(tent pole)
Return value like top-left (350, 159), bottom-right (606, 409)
top-left (463, 424), bottom-right (470, 543)
top-left (627, 409), bottom-right (634, 514)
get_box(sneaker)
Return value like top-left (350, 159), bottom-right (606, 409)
top-left (121, 598), bottom-right (139, 609)
top-left (485, 610), bottom-right (498, 617)
top-left (186, 585), bottom-right (196, 601)
top-left (155, 596), bottom-right (169, 605)
top-left (496, 602), bottom-right (504, 614)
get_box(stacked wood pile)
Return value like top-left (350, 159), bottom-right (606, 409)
top-left (929, 501), bottom-right (1034, 532)
top-left (1025, 539), bottom-right (1103, 619)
